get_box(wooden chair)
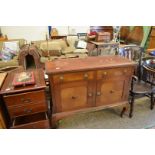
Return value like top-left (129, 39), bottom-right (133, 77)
top-left (121, 65), bottom-right (155, 118)
top-left (118, 45), bottom-right (144, 79)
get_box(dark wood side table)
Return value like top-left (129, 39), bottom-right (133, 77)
top-left (0, 68), bottom-right (50, 129)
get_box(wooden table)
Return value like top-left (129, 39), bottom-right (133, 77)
top-left (90, 41), bottom-right (119, 55)
top-left (45, 56), bottom-right (136, 128)
top-left (0, 68), bottom-right (50, 128)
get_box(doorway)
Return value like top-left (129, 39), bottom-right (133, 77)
top-left (25, 54), bottom-right (36, 69)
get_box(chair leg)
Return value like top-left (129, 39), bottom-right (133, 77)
top-left (120, 107), bottom-right (126, 117)
top-left (150, 93), bottom-right (154, 110)
top-left (129, 94), bottom-right (135, 118)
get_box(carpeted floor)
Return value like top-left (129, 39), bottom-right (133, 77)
top-left (57, 97), bottom-right (155, 129)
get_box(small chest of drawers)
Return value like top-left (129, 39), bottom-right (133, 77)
top-left (0, 68), bottom-right (50, 129)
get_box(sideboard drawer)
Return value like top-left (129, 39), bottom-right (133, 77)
top-left (8, 103), bottom-right (47, 117)
top-left (97, 67), bottom-right (133, 80)
top-left (53, 71), bottom-right (94, 83)
top-left (4, 90), bottom-right (46, 107)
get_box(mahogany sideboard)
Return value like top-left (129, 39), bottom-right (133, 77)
top-left (45, 56), bottom-right (136, 128)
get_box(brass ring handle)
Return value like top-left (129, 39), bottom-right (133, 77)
top-left (103, 72), bottom-right (107, 75)
top-left (27, 109), bottom-right (32, 113)
top-left (97, 92), bottom-right (101, 96)
top-left (88, 93), bottom-right (93, 97)
top-left (124, 69), bottom-right (127, 73)
top-left (60, 76), bottom-right (64, 80)
top-left (24, 108), bottom-right (32, 113)
top-left (110, 90), bottom-right (114, 93)
top-left (21, 98), bottom-right (31, 103)
top-left (102, 72), bottom-right (107, 78)
top-left (84, 73), bottom-right (88, 79)
top-left (72, 96), bottom-right (77, 99)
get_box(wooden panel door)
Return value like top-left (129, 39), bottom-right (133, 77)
top-left (96, 79), bottom-right (125, 106)
top-left (52, 71), bottom-right (96, 113)
top-left (96, 67), bottom-right (133, 107)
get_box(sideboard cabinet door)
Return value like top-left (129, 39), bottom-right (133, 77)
top-left (52, 71), bottom-right (96, 113)
top-left (96, 67), bottom-right (134, 106)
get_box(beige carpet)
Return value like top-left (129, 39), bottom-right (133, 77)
top-left (57, 97), bottom-right (155, 129)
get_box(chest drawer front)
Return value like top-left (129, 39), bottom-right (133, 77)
top-left (8, 103), bottom-right (47, 118)
top-left (4, 90), bottom-right (46, 107)
top-left (11, 120), bottom-right (50, 129)
top-left (97, 67), bottom-right (133, 80)
top-left (52, 71), bottom-right (94, 83)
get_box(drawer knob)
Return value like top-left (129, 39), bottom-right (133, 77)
top-left (110, 90), bottom-right (114, 94)
top-left (84, 73), bottom-right (88, 79)
top-left (60, 76), bottom-right (64, 80)
top-left (72, 96), bottom-right (77, 99)
top-left (102, 72), bottom-right (107, 77)
top-left (24, 108), bottom-right (32, 113)
top-left (88, 93), bottom-right (93, 97)
top-left (21, 98), bottom-right (31, 103)
top-left (103, 72), bottom-right (107, 75)
top-left (124, 70), bottom-right (127, 73)
top-left (97, 92), bottom-right (101, 96)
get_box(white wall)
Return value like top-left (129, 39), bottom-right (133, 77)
top-left (1, 26), bottom-right (90, 43)
top-left (53, 26), bottom-right (90, 35)
top-left (1, 26), bottom-right (49, 43)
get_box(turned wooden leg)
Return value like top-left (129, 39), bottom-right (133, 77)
top-left (120, 107), bottom-right (126, 117)
top-left (129, 94), bottom-right (135, 118)
top-left (51, 117), bottom-right (58, 129)
top-left (150, 93), bottom-right (154, 110)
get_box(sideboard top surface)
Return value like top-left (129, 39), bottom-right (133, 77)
top-left (45, 56), bottom-right (136, 74)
